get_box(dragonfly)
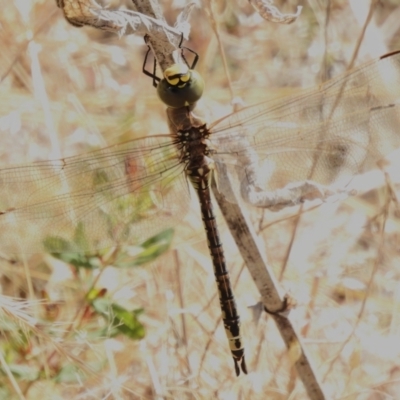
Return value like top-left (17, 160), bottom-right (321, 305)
top-left (1, 47), bottom-right (400, 376)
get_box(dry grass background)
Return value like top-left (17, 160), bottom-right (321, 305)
top-left (1, 0), bottom-right (400, 399)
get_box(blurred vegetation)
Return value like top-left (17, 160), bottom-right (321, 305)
top-left (1, 0), bottom-right (400, 399)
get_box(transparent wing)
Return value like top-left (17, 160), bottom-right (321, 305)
top-left (210, 51), bottom-right (400, 204)
top-left (0, 135), bottom-right (188, 254)
top-left (3, 52), bottom-right (400, 253)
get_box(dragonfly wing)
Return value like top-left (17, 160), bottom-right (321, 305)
top-left (210, 51), bottom-right (400, 208)
top-left (0, 136), bottom-right (188, 254)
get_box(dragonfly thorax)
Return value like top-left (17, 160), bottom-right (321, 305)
top-left (157, 63), bottom-right (204, 108)
top-left (176, 125), bottom-right (211, 159)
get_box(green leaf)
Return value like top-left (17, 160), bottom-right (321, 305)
top-left (115, 229), bottom-right (174, 267)
top-left (140, 228), bottom-right (174, 248)
top-left (72, 222), bottom-right (90, 253)
top-left (134, 228), bottom-right (173, 265)
top-left (44, 227), bottom-right (173, 269)
top-left (91, 298), bottom-right (145, 340)
top-left (48, 250), bottom-right (100, 270)
top-left (43, 236), bottom-right (74, 253)
top-left (110, 304), bottom-right (145, 339)
top-left (42, 220), bottom-right (97, 267)
top-left (43, 229), bottom-right (102, 269)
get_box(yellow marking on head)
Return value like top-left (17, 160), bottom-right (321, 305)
top-left (164, 64), bottom-right (191, 87)
top-left (167, 77), bottom-right (180, 86)
top-left (180, 74), bottom-right (190, 83)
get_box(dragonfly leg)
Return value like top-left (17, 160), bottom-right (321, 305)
top-left (142, 35), bottom-right (161, 88)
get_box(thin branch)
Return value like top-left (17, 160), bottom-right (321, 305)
top-left (56, 0), bottom-right (195, 69)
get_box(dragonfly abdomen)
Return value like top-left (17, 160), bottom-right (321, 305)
top-left (194, 163), bottom-right (247, 376)
top-left (179, 125), bottom-right (247, 375)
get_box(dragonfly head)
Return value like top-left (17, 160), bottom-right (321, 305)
top-left (157, 63), bottom-right (204, 109)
